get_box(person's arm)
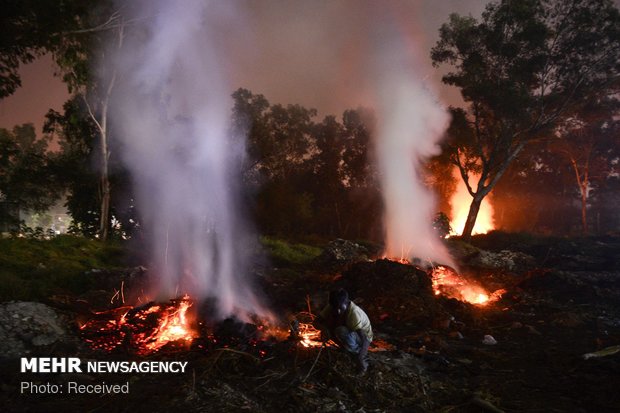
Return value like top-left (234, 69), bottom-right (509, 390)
top-left (314, 306), bottom-right (332, 342)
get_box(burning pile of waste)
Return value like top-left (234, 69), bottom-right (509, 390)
top-left (80, 295), bottom-right (197, 355)
top-left (430, 265), bottom-right (506, 306)
top-left (79, 295), bottom-right (329, 356)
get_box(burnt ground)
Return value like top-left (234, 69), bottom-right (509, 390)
top-left (1, 235), bottom-right (620, 412)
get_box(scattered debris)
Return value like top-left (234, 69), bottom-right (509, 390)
top-left (316, 239), bottom-right (371, 267)
top-left (2, 237), bottom-right (620, 412)
top-left (582, 345), bottom-right (620, 360)
top-left (470, 249), bottom-right (537, 273)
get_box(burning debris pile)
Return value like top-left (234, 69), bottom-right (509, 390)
top-left (4, 236), bottom-right (620, 413)
top-left (430, 265), bottom-right (506, 306)
top-left (69, 255), bottom-right (516, 412)
top-left (79, 294), bottom-right (330, 358)
top-left (80, 295), bottom-right (196, 355)
top-left (77, 253), bottom-right (513, 358)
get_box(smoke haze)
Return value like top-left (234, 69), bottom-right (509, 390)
top-left (110, 0), bottom-right (269, 320)
top-left (365, 6), bottom-right (456, 266)
top-left (104, 1), bottom-right (482, 316)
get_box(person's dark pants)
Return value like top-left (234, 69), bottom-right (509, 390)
top-left (334, 326), bottom-right (362, 353)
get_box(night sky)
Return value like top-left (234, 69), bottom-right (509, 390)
top-left (0, 0), bottom-right (489, 135)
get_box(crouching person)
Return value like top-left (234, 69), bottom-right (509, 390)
top-left (316, 288), bottom-right (373, 373)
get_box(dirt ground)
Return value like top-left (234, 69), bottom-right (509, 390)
top-left (2, 236), bottom-right (619, 412)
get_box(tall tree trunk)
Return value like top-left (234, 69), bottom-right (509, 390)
top-left (86, 24), bottom-right (123, 241)
top-left (569, 156), bottom-right (589, 236)
top-left (461, 193), bottom-right (484, 242)
top-left (86, 90), bottom-right (112, 241)
top-left (580, 191), bottom-right (588, 235)
top-left (99, 137), bottom-right (111, 240)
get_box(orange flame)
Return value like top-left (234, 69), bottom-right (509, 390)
top-left (81, 295), bottom-right (197, 354)
top-left (450, 168), bottom-right (494, 236)
top-left (431, 266), bottom-right (505, 306)
top-left (138, 297), bottom-right (196, 352)
top-left (297, 322), bottom-right (324, 348)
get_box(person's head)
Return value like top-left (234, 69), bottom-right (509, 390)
top-left (329, 289), bottom-right (350, 316)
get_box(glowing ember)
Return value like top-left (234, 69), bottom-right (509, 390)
top-left (81, 295), bottom-right (196, 354)
top-left (286, 309), bottom-right (333, 349)
top-left (431, 266), bottom-right (505, 306)
top-left (140, 297), bottom-right (195, 352)
top-left (449, 168), bottom-right (494, 236)
top-left (297, 322), bottom-right (324, 348)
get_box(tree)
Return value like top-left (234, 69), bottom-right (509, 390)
top-left (231, 89), bottom-right (382, 240)
top-left (231, 88), bottom-right (319, 236)
top-left (425, 138), bottom-right (458, 222)
top-left (341, 108), bottom-right (376, 188)
top-left (0, 124), bottom-right (58, 228)
top-left (431, 0), bottom-right (620, 240)
top-left (0, 0), bottom-right (93, 97)
top-left (232, 88), bottom-right (317, 181)
top-left (551, 99), bottom-right (620, 234)
top-left (45, 96), bottom-right (136, 238)
top-left (340, 108), bottom-right (383, 240)
top-left (52, 3), bottom-right (124, 241)
top-left (493, 143), bottom-right (579, 234)
top-left (44, 98), bottom-right (100, 236)
top-left (2, 0), bottom-right (125, 240)
top-left (312, 115), bottom-right (346, 236)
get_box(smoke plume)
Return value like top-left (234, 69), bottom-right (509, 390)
top-left (359, 7), bottom-right (455, 267)
top-left (105, 1), bottom-right (462, 318)
top-left (110, 0), bottom-right (269, 320)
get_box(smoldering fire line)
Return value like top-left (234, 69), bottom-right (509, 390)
top-left (21, 358), bottom-right (188, 374)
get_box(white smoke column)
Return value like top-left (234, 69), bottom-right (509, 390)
top-left (370, 15), bottom-right (455, 267)
top-left (109, 0), bottom-right (270, 320)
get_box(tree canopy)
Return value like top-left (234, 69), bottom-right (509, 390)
top-left (432, 0), bottom-right (620, 239)
top-left (0, 124), bottom-right (58, 228)
top-left (0, 0), bottom-right (97, 97)
top-left (231, 88), bottom-right (381, 240)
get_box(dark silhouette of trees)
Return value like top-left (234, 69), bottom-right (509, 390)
top-left (44, 97), bottom-right (134, 238)
top-left (0, 0), bottom-right (96, 98)
top-left (432, 0), bottom-right (620, 240)
top-left (0, 124), bottom-right (59, 229)
top-left (231, 88), bottom-right (381, 241)
top-left (550, 98), bottom-right (620, 234)
top-left (492, 104), bottom-right (619, 235)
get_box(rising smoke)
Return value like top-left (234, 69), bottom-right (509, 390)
top-left (107, 1), bottom-right (460, 318)
top-left (367, 7), bottom-right (456, 267)
top-left (110, 0), bottom-right (270, 320)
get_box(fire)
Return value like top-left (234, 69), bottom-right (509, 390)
top-left (286, 310), bottom-right (331, 348)
top-left (81, 295), bottom-right (197, 354)
top-left (81, 295), bottom-right (330, 355)
top-left (139, 297), bottom-right (195, 352)
top-left (296, 322), bottom-right (324, 348)
top-left (431, 265), bottom-right (505, 306)
top-left (449, 168), bottom-right (494, 236)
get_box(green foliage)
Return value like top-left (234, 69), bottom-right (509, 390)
top-left (45, 97), bottom-right (100, 237)
top-left (260, 236), bottom-right (322, 267)
top-left (433, 212), bottom-right (452, 238)
top-left (0, 0), bottom-right (95, 97)
top-left (0, 124), bottom-right (60, 228)
top-left (0, 235), bottom-right (126, 301)
top-left (45, 96), bottom-right (136, 239)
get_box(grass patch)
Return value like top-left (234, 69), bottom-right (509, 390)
top-left (260, 236), bottom-right (323, 266)
top-left (0, 235), bottom-right (127, 302)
